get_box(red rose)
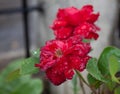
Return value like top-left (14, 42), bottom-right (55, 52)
top-left (56, 6), bottom-right (81, 26)
top-left (79, 5), bottom-right (99, 23)
top-left (74, 22), bottom-right (99, 40)
top-left (51, 20), bottom-right (68, 30)
top-left (36, 38), bottom-right (91, 85)
top-left (54, 26), bottom-right (73, 39)
top-left (51, 5), bottom-right (99, 40)
top-left (36, 5), bottom-right (100, 86)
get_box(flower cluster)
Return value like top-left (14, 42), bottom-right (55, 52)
top-left (35, 5), bottom-right (100, 85)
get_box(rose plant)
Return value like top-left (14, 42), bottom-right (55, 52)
top-left (6, 5), bottom-right (120, 94)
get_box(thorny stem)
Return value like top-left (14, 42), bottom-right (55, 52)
top-left (75, 70), bottom-right (97, 94)
top-left (75, 70), bottom-right (89, 86)
top-left (79, 77), bottom-right (86, 94)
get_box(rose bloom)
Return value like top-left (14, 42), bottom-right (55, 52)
top-left (74, 22), bottom-right (100, 40)
top-left (36, 5), bottom-right (100, 86)
top-left (51, 5), bottom-right (100, 40)
top-left (36, 35), bottom-right (91, 85)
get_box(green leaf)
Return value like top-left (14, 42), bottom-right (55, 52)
top-left (0, 59), bottom-right (24, 84)
top-left (0, 59), bottom-right (23, 77)
top-left (86, 58), bottom-right (107, 83)
top-left (97, 47), bottom-right (113, 76)
top-left (6, 69), bottom-right (20, 82)
top-left (98, 46), bottom-right (120, 77)
top-left (114, 87), bottom-right (120, 94)
top-left (87, 74), bottom-right (102, 88)
top-left (97, 46), bottom-right (120, 90)
top-left (98, 46), bottom-right (120, 82)
top-left (6, 57), bottom-right (40, 81)
top-left (20, 57), bottom-right (39, 75)
top-left (108, 55), bottom-right (120, 83)
top-left (82, 39), bottom-right (91, 43)
top-left (12, 79), bottom-right (43, 94)
top-left (106, 80), bottom-right (116, 91)
top-left (0, 59), bottom-right (43, 94)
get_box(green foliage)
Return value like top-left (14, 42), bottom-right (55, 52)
top-left (109, 55), bottom-right (120, 83)
top-left (82, 39), bottom-right (92, 43)
top-left (97, 46), bottom-right (120, 78)
top-left (20, 57), bottom-right (39, 75)
top-left (0, 59), bottom-right (23, 82)
top-left (7, 49), bottom-right (40, 81)
top-left (4, 46), bottom-right (120, 94)
top-left (10, 79), bottom-right (43, 94)
top-left (86, 58), bottom-right (107, 83)
top-left (87, 74), bottom-right (101, 88)
top-left (97, 46), bottom-right (120, 86)
top-left (0, 49), bottom-right (43, 94)
top-left (7, 69), bottom-right (21, 82)
top-left (86, 46), bottom-right (120, 93)
top-left (114, 87), bottom-right (120, 94)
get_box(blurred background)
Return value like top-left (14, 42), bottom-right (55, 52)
top-left (0, 0), bottom-right (119, 94)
